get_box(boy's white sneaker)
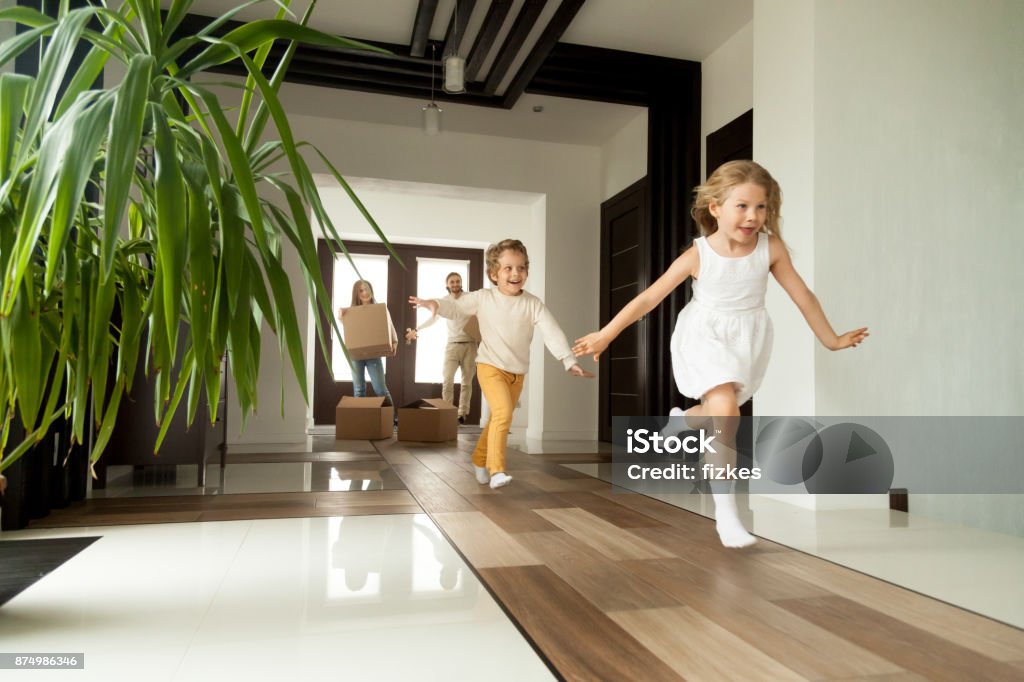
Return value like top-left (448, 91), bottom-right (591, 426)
top-left (474, 466), bottom-right (490, 484)
top-left (489, 472), bottom-right (513, 489)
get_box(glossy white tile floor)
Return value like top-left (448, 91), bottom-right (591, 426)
top-left (0, 515), bottom-right (554, 682)
top-left (563, 460), bottom-right (1024, 629)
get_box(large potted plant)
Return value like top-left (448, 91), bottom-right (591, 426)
top-left (0, 0), bottom-right (390, 484)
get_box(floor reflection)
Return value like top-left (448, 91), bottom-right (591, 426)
top-left (329, 515), bottom-right (466, 602)
top-left (88, 459), bottom-right (407, 497)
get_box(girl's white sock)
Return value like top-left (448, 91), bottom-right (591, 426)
top-left (711, 488), bottom-right (757, 548)
top-left (661, 407), bottom-right (692, 438)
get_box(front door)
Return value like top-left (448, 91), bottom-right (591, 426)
top-left (312, 240), bottom-right (485, 425)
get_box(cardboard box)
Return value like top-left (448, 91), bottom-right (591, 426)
top-left (397, 398), bottom-right (458, 442)
top-left (335, 396), bottom-right (394, 440)
top-left (342, 303), bottom-right (396, 361)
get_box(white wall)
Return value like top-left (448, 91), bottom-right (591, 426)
top-left (701, 21), bottom-right (753, 179)
top-left (813, 0), bottom-right (1024, 417)
top-left (600, 110), bottom-right (647, 200)
top-left (812, 0), bottom-right (1024, 532)
top-left (752, 0), bottom-right (1024, 528)
top-left (227, 110), bottom-right (603, 445)
top-left (753, 0), bottom-right (817, 417)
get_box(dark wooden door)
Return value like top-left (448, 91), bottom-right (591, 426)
top-left (706, 109), bottom-right (753, 172)
top-left (598, 178), bottom-right (649, 442)
top-left (312, 240), bottom-right (485, 425)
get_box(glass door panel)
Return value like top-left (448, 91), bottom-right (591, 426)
top-left (413, 258), bottom-right (470, 384)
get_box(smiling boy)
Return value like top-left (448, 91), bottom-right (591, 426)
top-left (409, 239), bottom-right (592, 489)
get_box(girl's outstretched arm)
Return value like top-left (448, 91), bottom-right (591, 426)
top-left (573, 246), bottom-right (698, 360)
top-left (769, 237), bottom-right (869, 350)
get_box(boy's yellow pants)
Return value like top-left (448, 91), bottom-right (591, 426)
top-left (472, 363), bottom-right (525, 474)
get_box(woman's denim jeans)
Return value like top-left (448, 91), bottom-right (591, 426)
top-left (351, 358), bottom-right (392, 404)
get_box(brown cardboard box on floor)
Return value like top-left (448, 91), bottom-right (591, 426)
top-left (397, 399), bottom-right (458, 442)
top-left (342, 303), bottom-right (396, 361)
top-left (335, 396), bottom-right (394, 440)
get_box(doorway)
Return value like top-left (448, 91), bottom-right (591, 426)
top-left (312, 239), bottom-right (485, 425)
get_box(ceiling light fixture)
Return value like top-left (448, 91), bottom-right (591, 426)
top-left (443, 0), bottom-right (466, 94)
top-left (423, 44), bottom-right (442, 135)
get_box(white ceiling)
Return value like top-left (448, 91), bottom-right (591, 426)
top-left (270, 84), bottom-right (646, 146)
top-left (180, 0), bottom-right (754, 145)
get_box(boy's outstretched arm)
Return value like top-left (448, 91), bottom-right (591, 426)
top-left (573, 246), bottom-right (698, 360)
top-left (769, 237), bottom-right (869, 350)
top-left (568, 364), bottom-right (594, 378)
top-left (535, 305), bottom-right (594, 379)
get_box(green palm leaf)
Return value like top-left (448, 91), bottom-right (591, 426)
top-left (0, 1), bottom-right (391, 471)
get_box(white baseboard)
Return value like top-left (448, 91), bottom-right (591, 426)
top-left (537, 430), bottom-right (599, 441)
top-left (813, 494), bottom-right (889, 510)
top-left (752, 493), bottom-right (889, 510)
top-left (753, 493), bottom-right (820, 510)
top-left (228, 433), bottom-right (308, 446)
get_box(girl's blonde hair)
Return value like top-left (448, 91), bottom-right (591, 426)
top-left (691, 160), bottom-right (783, 238)
top-left (351, 279), bottom-right (376, 306)
top-left (485, 239), bottom-right (529, 284)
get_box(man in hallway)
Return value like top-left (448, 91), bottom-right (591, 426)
top-left (405, 272), bottom-right (481, 424)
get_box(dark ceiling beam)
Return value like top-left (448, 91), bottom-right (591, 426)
top-left (464, 0), bottom-right (511, 82)
top-left (409, 0), bottom-right (439, 57)
top-left (442, 0), bottom-right (477, 58)
top-left (526, 43), bottom-right (700, 106)
top-left (172, 12), bottom-right (700, 114)
top-left (262, 65), bottom-right (501, 108)
top-left (500, 0), bottom-right (585, 107)
top-left (482, 0), bottom-right (546, 96)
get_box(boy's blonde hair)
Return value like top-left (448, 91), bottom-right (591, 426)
top-left (485, 239), bottom-right (529, 284)
top-left (351, 279), bottom-right (376, 306)
top-left (691, 160), bottom-right (783, 238)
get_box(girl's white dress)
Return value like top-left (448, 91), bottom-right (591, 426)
top-left (670, 232), bottom-right (773, 406)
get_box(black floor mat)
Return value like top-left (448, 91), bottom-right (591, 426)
top-left (0, 537), bottom-right (99, 606)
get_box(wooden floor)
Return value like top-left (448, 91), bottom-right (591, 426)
top-left (24, 436), bottom-right (1024, 681)
top-left (374, 437), bottom-right (1024, 682)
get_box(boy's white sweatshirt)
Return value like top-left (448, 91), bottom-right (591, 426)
top-left (435, 288), bottom-right (576, 375)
